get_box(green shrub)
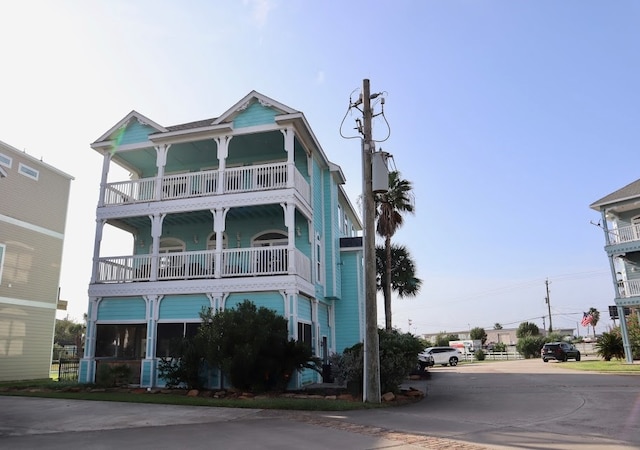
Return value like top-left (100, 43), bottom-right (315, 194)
top-left (157, 336), bottom-right (206, 389)
top-left (516, 335), bottom-right (546, 359)
top-left (199, 300), bottom-right (320, 392)
top-left (595, 331), bottom-right (625, 361)
top-left (492, 342), bottom-right (507, 352)
top-left (474, 349), bottom-right (486, 361)
top-left (329, 328), bottom-right (423, 395)
top-left (96, 364), bottom-right (133, 387)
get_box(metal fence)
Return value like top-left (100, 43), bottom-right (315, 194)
top-left (55, 359), bottom-right (80, 381)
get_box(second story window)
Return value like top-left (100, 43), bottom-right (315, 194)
top-left (315, 233), bottom-right (322, 283)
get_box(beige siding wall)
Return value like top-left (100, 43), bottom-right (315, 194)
top-left (0, 145), bottom-right (71, 233)
top-left (0, 222), bottom-right (63, 304)
top-left (0, 303), bottom-right (56, 381)
top-left (0, 141), bottom-right (72, 382)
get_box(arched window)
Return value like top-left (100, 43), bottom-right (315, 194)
top-left (252, 231), bottom-right (287, 247)
top-left (206, 232), bottom-right (228, 250)
top-left (158, 238), bottom-right (185, 272)
top-left (252, 231), bottom-right (287, 273)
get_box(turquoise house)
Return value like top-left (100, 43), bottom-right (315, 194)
top-left (79, 91), bottom-right (364, 388)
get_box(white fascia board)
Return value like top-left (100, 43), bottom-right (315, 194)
top-left (91, 141), bottom-right (155, 153)
top-left (149, 123), bottom-right (233, 144)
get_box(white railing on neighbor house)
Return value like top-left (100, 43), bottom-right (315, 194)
top-left (608, 224), bottom-right (640, 245)
top-left (95, 247), bottom-right (311, 283)
top-left (617, 279), bottom-right (640, 298)
top-left (102, 163), bottom-right (310, 206)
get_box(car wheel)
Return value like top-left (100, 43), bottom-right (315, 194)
top-left (575, 352), bottom-right (581, 362)
top-left (562, 354), bottom-right (568, 362)
top-left (449, 357), bottom-right (458, 366)
top-left (543, 358), bottom-right (548, 363)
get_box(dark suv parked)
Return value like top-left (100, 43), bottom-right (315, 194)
top-left (541, 342), bottom-right (581, 362)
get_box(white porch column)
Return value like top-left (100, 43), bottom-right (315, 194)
top-left (79, 296), bottom-right (99, 384)
top-left (149, 214), bottom-right (166, 281)
top-left (281, 127), bottom-right (295, 188)
top-left (142, 294), bottom-right (162, 387)
top-left (211, 208), bottom-right (229, 278)
top-left (90, 219), bottom-right (106, 284)
top-left (281, 202), bottom-right (296, 273)
top-left (98, 152), bottom-right (112, 207)
top-left (215, 136), bottom-right (231, 194)
top-left (154, 144), bottom-right (169, 200)
top-left (312, 298), bottom-right (319, 358)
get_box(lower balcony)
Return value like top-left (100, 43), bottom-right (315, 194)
top-left (95, 247), bottom-right (311, 283)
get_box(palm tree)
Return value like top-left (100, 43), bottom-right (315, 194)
top-left (375, 244), bottom-right (422, 306)
top-left (587, 307), bottom-right (600, 336)
top-left (375, 171), bottom-right (416, 330)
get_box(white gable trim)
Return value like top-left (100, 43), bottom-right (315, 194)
top-left (93, 111), bottom-right (167, 144)
top-left (213, 91), bottom-right (297, 125)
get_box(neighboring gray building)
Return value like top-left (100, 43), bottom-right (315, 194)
top-left (591, 178), bottom-right (640, 363)
top-left (421, 327), bottom-right (574, 347)
top-left (0, 140), bottom-right (73, 381)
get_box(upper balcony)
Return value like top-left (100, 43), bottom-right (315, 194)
top-left (102, 162), bottom-right (310, 207)
top-left (95, 246), bottom-right (312, 284)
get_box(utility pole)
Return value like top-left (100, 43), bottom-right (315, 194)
top-left (542, 316), bottom-right (546, 330)
top-left (545, 278), bottom-right (553, 332)
top-left (362, 79), bottom-right (381, 403)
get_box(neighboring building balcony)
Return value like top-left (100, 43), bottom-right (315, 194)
top-left (605, 224), bottom-right (640, 254)
top-left (102, 162), bottom-right (310, 207)
top-left (616, 278), bottom-right (640, 300)
top-left (95, 247), bottom-right (311, 283)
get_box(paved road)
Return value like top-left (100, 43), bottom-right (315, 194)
top-left (0, 359), bottom-right (638, 449)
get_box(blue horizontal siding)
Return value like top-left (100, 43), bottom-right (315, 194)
top-left (98, 297), bottom-right (146, 321)
top-left (233, 102), bottom-right (277, 128)
top-left (335, 251), bottom-right (362, 353)
top-left (225, 292), bottom-right (284, 315)
top-left (159, 295), bottom-right (210, 320)
top-left (119, 121), bottom-right (155, 145)
top-left (297, 296), bottom-right (312, 322)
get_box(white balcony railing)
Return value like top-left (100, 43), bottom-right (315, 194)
top-left (95, 247), bottom-right (311, 283)
top-left (608, 224), bottom-right (640, 245)
top-left (617, 279), bottom-right (640, 298)
top-left (102, 163), bottom-right (311, 206)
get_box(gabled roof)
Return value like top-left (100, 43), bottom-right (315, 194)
top-left (165, 118), bottom-right (217, 132)
top-left (92, 110), bottom-right (167, 145)
top-left (213, 90), bottom-right (298, 125)
top-left (590, 178), bottom-right (640, 211)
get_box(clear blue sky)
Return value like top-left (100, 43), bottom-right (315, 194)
top-left (2, 1), bottom-right (638, 336)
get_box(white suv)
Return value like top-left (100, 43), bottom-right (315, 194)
top-left (419, 346), bottom-right (462, 367)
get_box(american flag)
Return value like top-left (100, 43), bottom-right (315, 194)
top-left (581, 312), bottom-right (593, 327)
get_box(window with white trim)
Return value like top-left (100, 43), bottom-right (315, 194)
top-left (632, 216), bottom-right (640, 240)
top-left (0, 153), bottom-right (12, 168)
top-left (18, 163), bottom-right (39, 180)
top-left (0, 244), bottom-right (5, 284)
top-left (298, 322), bottom-right (313, 351)
top-left (156, 322), bottom-right (200, 357)
top-left (315, 233), bottom-right (322, 283)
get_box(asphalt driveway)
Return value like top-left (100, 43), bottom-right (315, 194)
top-left (1, 359), bottom-right (638, 449)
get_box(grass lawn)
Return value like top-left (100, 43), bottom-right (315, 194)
top-left (556, 359), bottom-right (640, 373)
